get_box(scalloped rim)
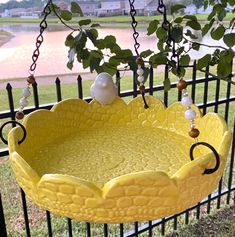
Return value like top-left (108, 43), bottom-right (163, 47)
top-left (8, 96), bottom-right (232, 221)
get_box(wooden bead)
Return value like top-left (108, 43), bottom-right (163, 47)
top-left (16, 111), bottom-right (24, 120)
top-left (136, 57), bottom-right (143, 65)
top-left (139, 85), bottom-right (145, 92)
top-left (27, 75), bottom-right (36, 84)
top-left (189, 128), bottom-right (200, 138)
top-left (177, 79), bottom-right (187, 91)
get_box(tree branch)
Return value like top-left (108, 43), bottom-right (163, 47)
top-left (50, 0), bottom-right (81, 32)
top-left (183, 36), bottom-right (229, 51)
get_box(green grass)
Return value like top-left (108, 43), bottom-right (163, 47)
top-left (171, 206), bottom-right (235, 237)
top-left (0, 13), bottom-right (234, 26)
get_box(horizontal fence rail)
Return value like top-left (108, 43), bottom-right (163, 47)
top-left (0, 63), bottom-right (235, 237)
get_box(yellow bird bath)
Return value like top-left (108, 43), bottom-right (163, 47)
top-left (8, 96), bottom-right (231, 223)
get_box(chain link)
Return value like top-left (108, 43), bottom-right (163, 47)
top-left (128, 0), bottom-right (140, 56)
top-left (29, 0), bottom-right (52, 74)
top-left (157, 0), bottom-right (181, 76)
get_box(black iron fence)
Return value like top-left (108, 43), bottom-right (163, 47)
top-left (0, 63), bottom-right (235, 236)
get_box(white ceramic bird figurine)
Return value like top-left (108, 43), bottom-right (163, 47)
top-left (90, 72), bottom-right (118, 105)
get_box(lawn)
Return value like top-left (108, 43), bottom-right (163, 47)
top-left (170, 206), bottom-right (235, 237)
top-left (0, 13), bottom-right (234, 27)
top-left (0, 67), bottom-right (235, 236)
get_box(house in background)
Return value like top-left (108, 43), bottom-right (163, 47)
top-left (95, 0), bottom-right (125, 17)
top-left (0, 8), bottom-right (41, 18)
top-left (145, 0), bottom-right (159, 15)
top-left (124, 0), bottom-right (153, 15)
top-left (56, 1), bottom-right (70, 10)
top-left (95, 0), bottom-right (155, 16)
top-left (78, 1), bottom-right (100, 16)
top-left (0, 9), bottom-right (10, 18)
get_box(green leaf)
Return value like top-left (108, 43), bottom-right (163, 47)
top-left (223, 33), bottom-right (235, 47)
top-left (110, 44), bottom-right (121, 54)
top-left (207, 8), bottom-right (216, 21)
top-left (217, 57), bottom-right (232, 77)
top-left (147, 20), bottom-right (159, 35)
top-left (91, 23), bottom-right (100, 28)
top-left (192, 42), bottom-right (200, 51)
top-left (61, 10), bottom-right (72, 21)
top-left (82, 58), bottom-right (90, 69)
top-left (202, 19), bottom-right (215, 37)
top-left (177, 46), bottom-right (184, 55)
top-left (76, 48), bottom-right (89, 61)
top-left (180, 55), bottom-right (190, 66)
top-left (79, 19), bottom-right (91, 26)
top-left (67, 61), bottom-right (73, 70)
top-left (71, 2), bottom-right (83, 16)
top-left (229, 17), bottom-right (235, 29)
top-left (90, 57), bottom-right (101, 72)
top-left (183, 15), bottom-right (197, 21)
top-left (211, 25), bottom-right (225, 40)
top-left (104, 35), bottom-right (116, 46)
top-left (65, 34), bottom-right (75, 47)
top-left (85, 29), bottom-right (98, 43)
top-left (228, 0), bottom-right (235, 6)
top-left (171, 26), bottom-right (183, 43)
top-left (117, 49), bottom-right (133, 59)
top-left (171, 4), bottom-right (186, 14)
top-left (150, 53), bottom-right (168, 66)
top-left (90, 50), bottom-right (102, 58)
top-left (101, 63), bottom-right (117, 76)
top-left (157, 40), bottom-right (164, 51)
top-left (109, 57), bottom-right (120, 67)
top-left (186, 20), bottom-right (201, 30)
top-left (95, 39), bottom-right (105, 49)
top-left (185, 29), bottom-right (198, 39)
top-left (76, 32), bottom-right (87, 47)
top-left (204, 1), bottom-right (208, 9)
top-left (128, 56), bottom-right (139, 71)
top-left (156, 27), bottom-right (167, 39)
top-left (174, 17), bottom-right (183, 23)
top-left (197, 54), bottom-right (211, 69)
top-left (140, 49), bottom-right (154, 58)
top-left (221, 50), bottom-right (234, 63)
top-left (163, 78), bottom-right (171, 92)
top-left (218, 9), bottom-right (227, 21)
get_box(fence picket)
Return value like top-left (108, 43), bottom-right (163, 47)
top-left (0, 193), bottom-right (7, 237)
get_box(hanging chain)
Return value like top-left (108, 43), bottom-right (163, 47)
top-left (157, 0), bottom-right (181, 76)
top-left (128, 0), bottom-right (140, 56)
top-left (29, 0), bottom-right (52, 74)
top-left (128, 0), bottom-right (149, 109)
top-left (15, 0), bottom-right (52, 120)
top-left (157, 1), bottom-right (220, 168)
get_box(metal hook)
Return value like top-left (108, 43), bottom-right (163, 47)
top-left (0, 121), bottom-right (27, 145)
top-left (190, 142), bottom-right (220, 175)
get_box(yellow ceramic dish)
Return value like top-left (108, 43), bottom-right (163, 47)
top-left (8, 96), bottom-right (231, 223)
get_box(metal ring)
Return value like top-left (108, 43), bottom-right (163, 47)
top-left (0, 121), bottom-right (27, 145)
top-left (190, 142), bottom-right (220, 175)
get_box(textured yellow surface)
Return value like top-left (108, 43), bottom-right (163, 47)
top-left (8, 96), bottom-right (231, 223)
